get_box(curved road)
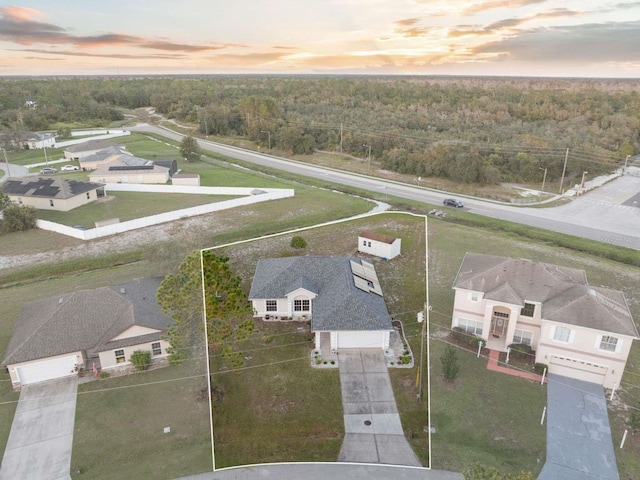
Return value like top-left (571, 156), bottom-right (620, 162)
top-left (133, 124), bottom-right (640, 251)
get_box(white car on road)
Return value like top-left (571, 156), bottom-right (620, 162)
top-left (61, 165), bottom-right (80, 171)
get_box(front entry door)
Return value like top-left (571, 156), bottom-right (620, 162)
top-left (490, 312), bottom-right (509, 337)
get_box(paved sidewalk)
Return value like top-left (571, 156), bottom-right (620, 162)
top-left (538, 374), bottom-right (619, 480)
top-left (0, 378), bottom-right (78, 480)
top-left (337, 349), bottom-right (422, 466)
top-left (487, 349), bottom-right (545, 383)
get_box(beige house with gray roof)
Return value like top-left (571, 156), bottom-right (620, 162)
top-left (451, 253), bottom-right (638, 388)
top-left (2, 278), bottom-right (172, 388)
top-left (1, 176), bottom-right (104, 211)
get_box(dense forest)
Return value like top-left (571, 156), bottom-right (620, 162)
top-left (1, 75), bottom-right (638, 185)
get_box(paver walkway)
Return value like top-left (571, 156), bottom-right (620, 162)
top-left (0, 378), bottom-right (78, 480)
top-left (538, 374), bottom-right (619, 480)
top-left (337, 349), bottom-right (422, 466)
top-left (486, 349), bottom-right (545, 383)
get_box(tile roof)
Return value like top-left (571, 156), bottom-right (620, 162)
top-left (1, 176), bottom-right (103, 199)
top-left (249, 256), bottom-right (393, 332)
top-left (454, 253), bottom-right (638, 337)
top-left (2, 278), bottom-right (172, 365)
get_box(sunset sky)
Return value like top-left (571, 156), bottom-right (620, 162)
top-left (1, 1), bottom-right (640, 77)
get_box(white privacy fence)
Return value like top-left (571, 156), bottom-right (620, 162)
top-left (37, 185), bottom-right (294, 240)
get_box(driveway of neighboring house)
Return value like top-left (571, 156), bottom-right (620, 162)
top-left (0, 377), bottom-right (78, 480)
top-left (337, 349), bottom-right (422, 466)
top-left (538, 374), bottom-right (619, 480)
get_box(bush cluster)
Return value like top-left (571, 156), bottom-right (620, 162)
top-left (452, 326), bottom-right (482, 348)
top-left (508, 343), bottom-right (533, 359)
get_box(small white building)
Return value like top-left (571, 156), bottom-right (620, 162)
top-left (358, 231), bottom-right (401, 260)
top-left (172, 174), bottom-right (201, 186)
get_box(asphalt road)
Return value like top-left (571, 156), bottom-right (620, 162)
top-left (132, 124), bottom-right (640, 251)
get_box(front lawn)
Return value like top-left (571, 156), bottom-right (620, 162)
top-left (71, 359), bottom-right (211, 479)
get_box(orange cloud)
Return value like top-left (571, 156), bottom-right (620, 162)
top-left (0, 5), bottom-right (44, 22)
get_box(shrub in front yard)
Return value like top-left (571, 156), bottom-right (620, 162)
top-left (441, 344), bottom-right (460, 382)
top-left (508, 343), bottom-right (533, 359)
top-left (130, 350), bottom-right (152, 371)
top-left (452, 327), bottom-right (482, 348)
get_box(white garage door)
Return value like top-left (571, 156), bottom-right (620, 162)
top-left (16, 355), bottom-right (78, 385)
top-left (549, 355), bottom-right (607, 385)
top-left (337, 331), bottom-right (383, 349)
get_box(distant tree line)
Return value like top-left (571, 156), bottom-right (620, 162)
top-left (1, 75), bottom-right (638, 185)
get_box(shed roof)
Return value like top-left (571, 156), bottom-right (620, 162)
top-left (359, 231), bottom-right (397, 244)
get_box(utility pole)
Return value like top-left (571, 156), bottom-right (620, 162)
top-left (624, 154), bottom-right (630, 173)
top-left (44, 145), bottom-right (49, 166)
top-left (539, 167), bottom-right (547, 193)
top-left (2, 148), bottom-right (11, 177)
top-left (363, 144), bottom-right (371, 174)
top-left (559, 148), bottom-right (569, 194)
top-left (339, 123), bottom-right (343, 154)
top-left (260, 130), bottom-right (271, 150)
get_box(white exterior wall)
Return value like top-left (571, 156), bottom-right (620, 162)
top-left (332, 330), bottom-right (390, 349)
top-left (172, 176), bottom-right (201, 186)
top-left (251, 299), bottom-right (291, 319)
top-left (99, 339), bottom-right (170, 369)
top-left (357, 236), bottom-right (401, 260)
top-left (536, 321), bottom-right (633, 388)
top-left (7, 351), bottom-right (83, 387)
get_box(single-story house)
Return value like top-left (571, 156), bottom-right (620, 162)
top-left (89, 163), bottom-right (170, 184)
top-left (78, 145), bottom-right (131, 170)
top-left (358, 231), bottom-right (401, 260)
top-left (451, 253), bottom-right (638, 388)
top-left (64, 139), bottom-right (124, 160)
top-left (249, 256), bottom-right (393, 351)
top-left (2, 278), bottom-right (173, 388)
top-left (0, 176), bottom-right (104, 211)
top-left (0, 131), bottom-right (55, 150)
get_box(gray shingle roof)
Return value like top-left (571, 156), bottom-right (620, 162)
top-left (1, 177), bottom-right (103, 199)
top-left (2, 278), bottom-right (172, 365)
top-left (454, 253), bottom-right (638, 337)
top-left (65, 139), bottom-right (121, 153)
top-left (249, 256), bottom-right (393, 332)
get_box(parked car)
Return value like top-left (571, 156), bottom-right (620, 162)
top-left (61, 164), bottom-right (80, 171)
top-left (39, 167), bottom-right (57, 174)
top-left (443, 198), bottom-right (464, 208)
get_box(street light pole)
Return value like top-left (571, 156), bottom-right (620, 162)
top-left (363, 144), bottom-right (371, 174)
top-left (559, 148), bottom-right (569, 194)
top-left (260, 130), bottom-right (271, 150)
top-left (539, 167), bottom-right (547, 193)
top-left (624, 155), bottom-right (630, 173)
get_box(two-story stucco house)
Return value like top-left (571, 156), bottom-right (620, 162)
top-left (451, 253), bottom-right (638, 388)
top-left (249, 256), bottom-right (393, 351)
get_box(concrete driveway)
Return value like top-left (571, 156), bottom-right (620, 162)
top-left (337, 349), bottom-right (422, 466)
top-left (538, 374), bottom-right (619, 480)
top-left (0, 377), bottom-right (78, 480)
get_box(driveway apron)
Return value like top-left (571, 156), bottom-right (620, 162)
top-left (0, 377), bottom-right (78, 480)
top-left (337, 349), bottom-right (422, 466)
top-left (538, 374), bottom-right (619, 480)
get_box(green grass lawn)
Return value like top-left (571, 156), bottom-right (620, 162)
top-left (72, 359), bottom-right (211, 480)
top-left (36, 192), bottom-right (239, 228)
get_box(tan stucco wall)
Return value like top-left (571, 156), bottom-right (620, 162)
top-left (7, 350), bottom-right (84, 387)
top-left (10, 190), bottom-right (98, 212)
top-left (98, 340), bottom-right (170, 369)
top-left (89, 171), bottom-right (169, 184)
top-left (536, 321), bottom-right (634, 389)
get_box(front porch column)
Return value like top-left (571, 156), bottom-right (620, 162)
top-left (482, 304), bottom-right (493, 341)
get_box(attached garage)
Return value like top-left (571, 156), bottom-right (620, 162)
top-left (15, 355), bottom-right (78, 385)
top-left (549, 355), bottom-right (607, 386)
top-left (336, 331), bottom-right (389, 349)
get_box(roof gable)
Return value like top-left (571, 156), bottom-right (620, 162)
top-left (249, 256), bottom-right (393, 332)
